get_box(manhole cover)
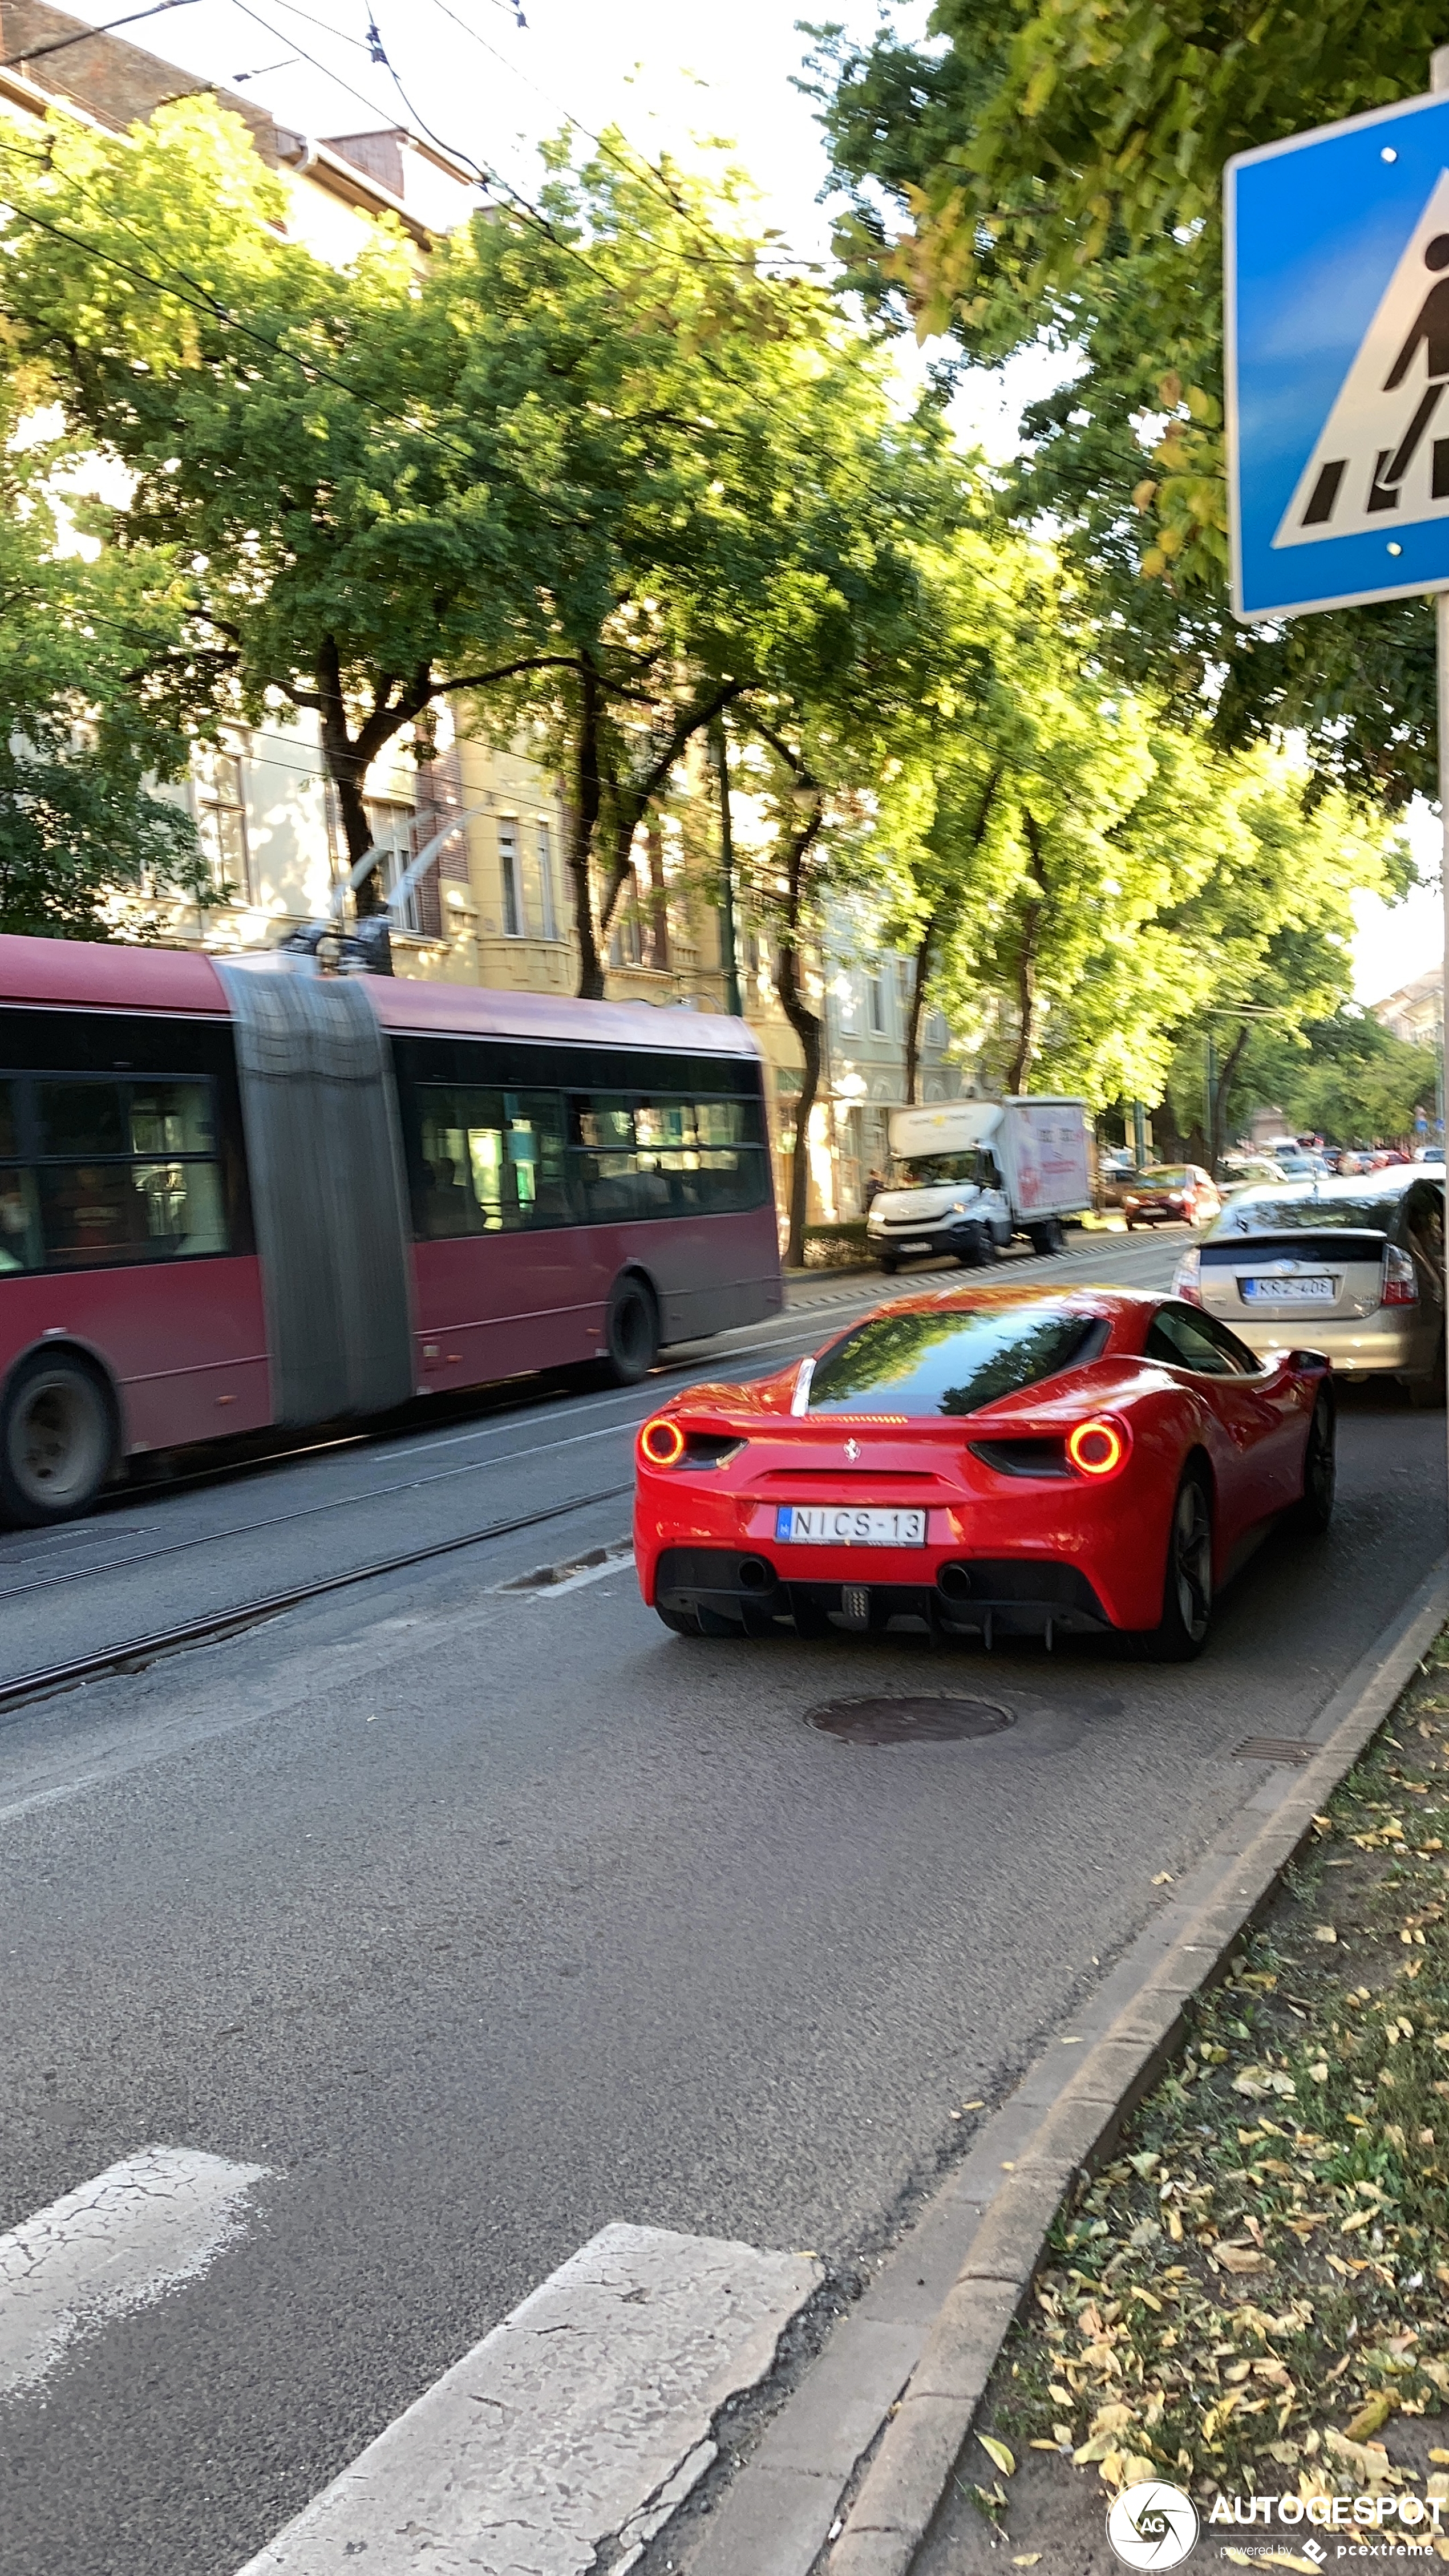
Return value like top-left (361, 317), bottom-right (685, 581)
top-left (807, 1695), bottom-right (1015, 1747)
top-left (1233, 1736), bottom-right (1314, 1765)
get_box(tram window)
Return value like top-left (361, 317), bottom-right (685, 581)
top-left (36, 1160), bottom-right (228, 1268)
top-left (0, 1167), bottom-right (39, 1273)
top-left (570, 1093), bottom-right (770, 1218)
top-left (0, 1079), bottom-right (15, 1159)
top-left (128, 1082), bottom-right (216, 1159)
top-left (37, 1079), bottom-right (127, 1158)
top-left (415, 1086), bottom-right (569, 1236)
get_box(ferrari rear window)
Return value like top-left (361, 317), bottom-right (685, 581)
top-left (806, 1303), bottom-right (1108, 1418)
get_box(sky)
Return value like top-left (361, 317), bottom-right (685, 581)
top-left (44, 0), bottom-right (1439, 1007)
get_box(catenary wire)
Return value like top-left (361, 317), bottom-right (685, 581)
top-left (0, 0), bottom-right (196, 72)
top-left (415, 0), bottom-right (828, 272)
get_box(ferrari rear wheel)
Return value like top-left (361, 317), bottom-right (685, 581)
top-left (1143, 1467), bottom-right (1214, 1662)
top-left (1292, 1388), bottom-right (1337, 1533)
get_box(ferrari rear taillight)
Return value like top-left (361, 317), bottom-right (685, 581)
top-left (1382, 1245), bottom-right (1419, 1307)
top-left (1066, 1416), bottom-right (1131, 1479)
top-left (639, 1417), bottom-right (744, 1468)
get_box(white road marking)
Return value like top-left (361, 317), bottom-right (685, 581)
top-left (0, 2145), bottom-right (270, 2400)
top-left (234, 2221), bottom-right (820, 2576)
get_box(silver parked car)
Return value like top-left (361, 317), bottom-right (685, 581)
top-left (1172, 1171), bottom-right (1446, 1404)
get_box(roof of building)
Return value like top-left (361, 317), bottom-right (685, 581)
top-left (0, 1), bottom-right (471, 242)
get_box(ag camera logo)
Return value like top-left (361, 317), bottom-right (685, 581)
top-left (1107, 2480), bottom-right (1201, 2568)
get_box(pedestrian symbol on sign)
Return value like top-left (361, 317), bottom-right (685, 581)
top-left (1275, 168), bottom-right (1449, 546)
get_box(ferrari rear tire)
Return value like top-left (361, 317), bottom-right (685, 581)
top-left (1291, 1387), bottom-right (1337, 1533)
top-left (1141, 1467), bottom-right (1215, 1662)
top-left (655, 1603), bottom-right (702, 1637)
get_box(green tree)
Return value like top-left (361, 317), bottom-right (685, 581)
top-left (1226, 1010), bottom-right (1438, 1147)
top-left (804, 9), bottom-right (1444, 804)
top-left (0, 424), bottom-right (205, 936)
top-left (0, 96), bottom-right (951, 987)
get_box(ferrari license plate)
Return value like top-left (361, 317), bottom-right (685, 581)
top-left (775, 1505), bottom-right (926, 1546)
top-left (1241, 1274), bottom-right (1335, 1303)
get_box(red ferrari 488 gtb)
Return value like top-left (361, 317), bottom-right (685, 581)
top-left (634, 1286), bottom-right (1335, 1660)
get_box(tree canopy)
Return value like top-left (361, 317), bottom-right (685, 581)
top-left (804, 5), bottom-right (1444, 803)
top-left (0, 95), bottom-right (965, 986)
top-left (0, 395), bottom-right (205, 937)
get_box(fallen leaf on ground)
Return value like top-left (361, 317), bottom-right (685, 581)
top-left (1217, 2246), bottom-right (1270, 2273)
top-left (1013, 2559), bottom-right (1042, 2569)
top-left (1152, 1872), bottom-right (1173, 1885)
top-left (978, 2435), bottom-right (1015, 2477)
top-left (1343, 2392), bottom-right (1397, 2443)
top-left (1314, 1924), bottom-right (1338, 1942)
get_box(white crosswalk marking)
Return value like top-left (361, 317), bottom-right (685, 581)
top-left (0, 2144), bottom-right (270, 2400)
top-left (234, 2221), bottom-right (821, 2576)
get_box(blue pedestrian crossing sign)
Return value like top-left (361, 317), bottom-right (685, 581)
top-left (1228, 91), bottom-right (1449, 618)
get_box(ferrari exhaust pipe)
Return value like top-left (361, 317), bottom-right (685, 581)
top-left (937, 1562), bottom-right (973, 1603)
top-left (737, 1556), bottom-right (774, 1593)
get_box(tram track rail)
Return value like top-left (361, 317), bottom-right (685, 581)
top-left (0, 1480), bottom-right (634, 1724)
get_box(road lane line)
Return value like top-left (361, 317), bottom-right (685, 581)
top-left (0, 2145), bottom-right (270, 2400)
top-left (234, 2222), bottom-right (820, 2576)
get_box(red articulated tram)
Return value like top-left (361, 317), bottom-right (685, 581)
top-left (0, 936), bottom-right (780, 1525)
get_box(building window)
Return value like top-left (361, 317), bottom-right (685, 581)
top-left (535, 819), bottom-right (557, 942)
top-left (366, 801), bottom-right (422, 933)
top-left (499, 819), bottom-right (525, 937)
top-left (192, 739), bottom-right (250, 902)
top-left (866, 970), bottom-right (886, 1036)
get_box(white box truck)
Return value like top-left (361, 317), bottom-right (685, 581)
top-left (865, 1096), bottom-right (1091, 1271)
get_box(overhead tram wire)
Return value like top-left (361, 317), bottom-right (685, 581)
top-left (0, 129), bottom-right (587, 501)
top-left (0, 22), bottom-right (1038, 629)
top-left (228, 0), bottom-right (945, 526)
top-left (0, 0), bottom-right (197, 71)
top-left (416, 0), bottom-right (829, 274)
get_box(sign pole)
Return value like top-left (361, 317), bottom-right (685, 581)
top-left (1436, 50), bottom-right (1449, 1454)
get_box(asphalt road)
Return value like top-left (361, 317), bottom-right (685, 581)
top-left (0, 1229), bottom-right (1443, 2576)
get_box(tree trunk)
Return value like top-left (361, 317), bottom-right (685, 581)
top-left (569, 660), bottom-right (606, 1000)
top-left (1006, 808), bottom-right (1048, 1093)
top-left (309, 638), bottom-right (439, 918)
top-left (774, 808), bottom-right (824, 1270)
top-left (904, 911), bottom-right (937, 1106)
top-left (1211, 1024), bottom-right (1248, 1174)
top-left (594, 680), bottom-right (746, 945)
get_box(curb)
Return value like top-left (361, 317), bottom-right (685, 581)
top-left (675, 1556), bottom-right (1449, 2576)
top-left (825, 1554), bottom-right (1449, 2576)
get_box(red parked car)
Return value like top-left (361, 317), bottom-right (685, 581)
top-left (634, 1285), bottom-right (1334, 1661)
top-left (1122, 1164), bottom-right (1221, 1229)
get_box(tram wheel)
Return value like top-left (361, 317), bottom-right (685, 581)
top-left (602, 1274), bottom-right (659, 1385)
top-left (0, 1350), bottom-right (117, 1526)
